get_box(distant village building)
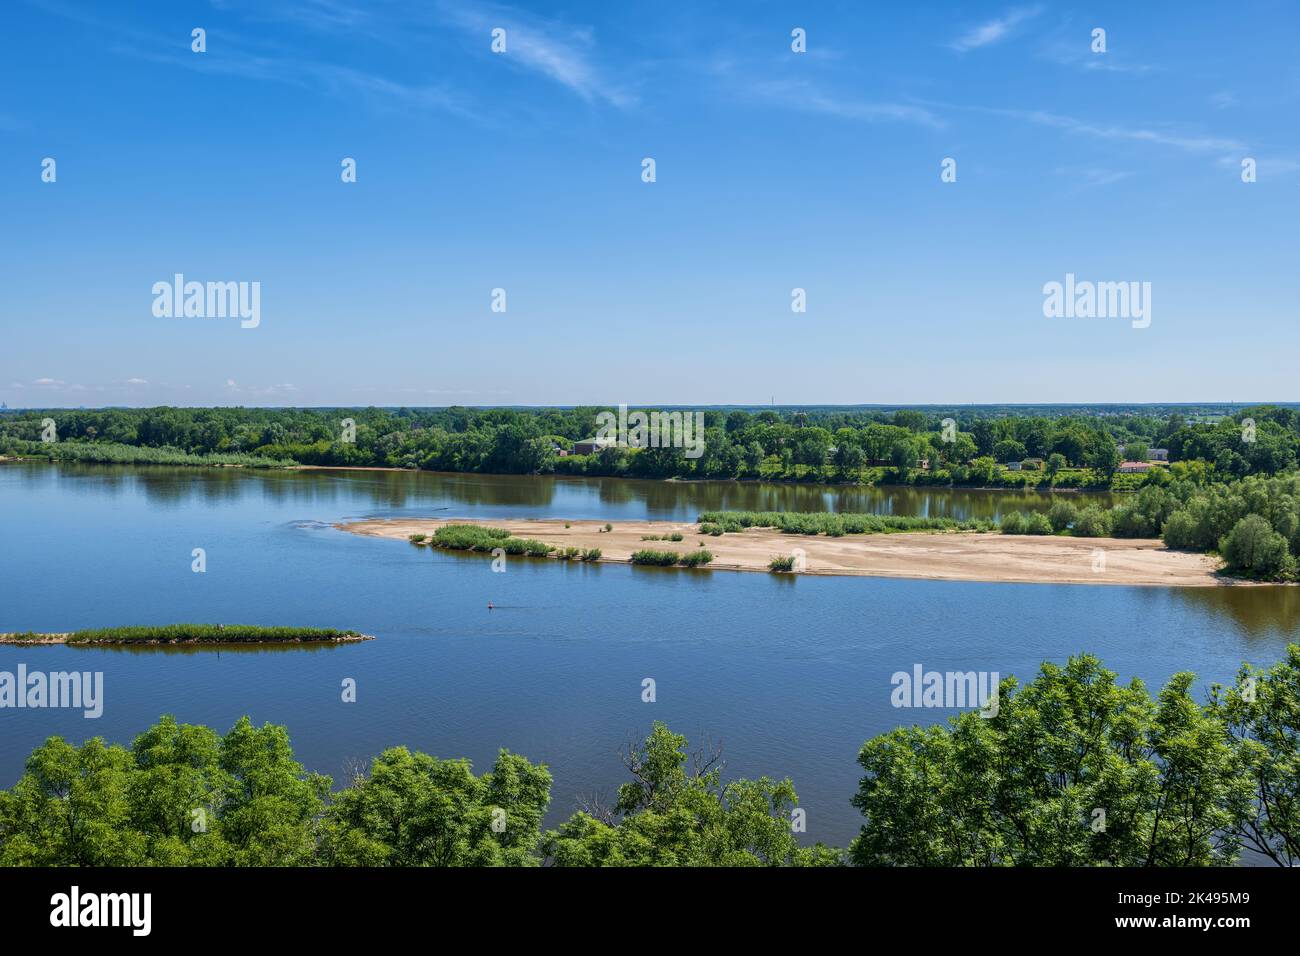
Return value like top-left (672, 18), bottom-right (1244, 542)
top-left (1005, 461), bottom-right (1022, 471)
top-left (573, 437), bottom-right (616, 456)
top-left (1118, 461), bottom-right (1153, 473)
top-left (1117, 444), bottom-right (1169, 462)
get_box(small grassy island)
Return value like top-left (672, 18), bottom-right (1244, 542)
top-left (0, 625), bottom-right (373, 645)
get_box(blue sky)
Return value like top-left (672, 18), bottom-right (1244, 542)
top-left (2, 0), bottom-right (1298, 407)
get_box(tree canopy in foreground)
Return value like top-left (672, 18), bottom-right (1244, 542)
top-left (1, 647), bottom-right (1296, 866)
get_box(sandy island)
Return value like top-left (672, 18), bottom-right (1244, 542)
top-left (337, 517), bottom-right (1233, 588)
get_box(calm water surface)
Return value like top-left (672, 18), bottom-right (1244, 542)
top-left (2, 463), bottom-right (1297, 849)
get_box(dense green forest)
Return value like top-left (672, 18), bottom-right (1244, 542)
top-left (4, 403), bottom-right (1300, 488)
top-left (2, 647), bottom-right (1296, 867)
top-left (991, 472), bottom-right (1300, 580)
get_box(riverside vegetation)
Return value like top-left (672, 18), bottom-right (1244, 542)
top-left (6, 403), bottom-right (1300, 489)
top-left (1, 647), bottom-right (1296, 867)
top-left (412, 524), bottom-right (711, 567)
top-left (702, 471), bottom-right (1300, 581)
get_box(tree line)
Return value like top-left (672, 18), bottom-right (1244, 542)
top-left (994, 471), bottom-right (1300, 580)
top-left (4, 404), bottom-right (1299, 487)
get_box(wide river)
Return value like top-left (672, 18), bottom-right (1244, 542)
top-left (3, 463), bottom-right (1298, 850)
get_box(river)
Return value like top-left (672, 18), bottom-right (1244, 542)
top-left (1, 462), bottom-right (1296, 850)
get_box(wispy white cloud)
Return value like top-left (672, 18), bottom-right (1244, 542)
top-left (28, 0), bottom-right (481, 119)
top-left (435, 1), bottom-right (634, 107)
top-left (1216, 154), bottom-right (1300, 175)
top-left (1054, 166), bottom-right (1135, 189)
top-left (1039, 41), bottom-right (1157, 76)
top-left (950, 6), bottom-right (1043, 53)
top-left (751, 78), bottom-right (942, 128)
top-left (960, 104), bottom-right (1249, 155)
top-left (223, 379), bottom-right (299, 397)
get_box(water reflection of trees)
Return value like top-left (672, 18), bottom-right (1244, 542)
top-left (632, 479), bottom-right (1116, 521)
top-left (33, 462), bottom-right (1118, 522)
top-left (1172, 586), bottom-right (1300, 640)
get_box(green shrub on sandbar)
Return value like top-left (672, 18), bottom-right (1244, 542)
top-left (429, 525), bottom-right (512, 551)
top-left (697, 511), bottom-right (991, 536)
top-left (631, 549), bottom-right (713, 567)
top-left (631, 549), bottom-right (679, 566)
top-left (769, 555), bottom-right (796, 572)
top-left (428, 524), bottom-right (553, 558)
top-left (999, 511), bottom-right (1053, 535)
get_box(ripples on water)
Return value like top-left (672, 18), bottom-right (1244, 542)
top-left (0, 463), bottom-right (1295, 849)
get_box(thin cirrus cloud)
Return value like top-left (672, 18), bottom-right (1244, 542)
top-left (217, 0), bottom-right (638, 108)
top-left (749, 78), bottom-right (942, 129)
top-left (928, 102), bottom-right (1251, 157)
top-left (224, 379), bottom-right (300, 397)
top-left (1037, 41), bottom-right (1157, 76)
top-left (1054, 166), bottom-right (1135, 190)
top-left (27, 0), bottom-right (629, 118)
top-left (1007, 108), bottom-right (1247, 154)
top-left (222, 0), bottom-right (638, 108)
top-left (432, 0), bottom-right (635, 107)
top-left (949, 5), bottom-right (1043, 52)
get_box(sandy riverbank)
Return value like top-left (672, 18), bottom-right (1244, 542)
top-left (338, 517), bottom-right (1232, 587)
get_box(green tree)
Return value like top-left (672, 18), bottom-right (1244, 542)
top-left (1047, 499), bottom-right (1078, 532)
top-left (1219, 514), bottom-right (1293, 578)
top-left (1210, 645), bottom-right (1300, 866)
top-left (850, 657), bottom-right (1248, 866)
top-left (889, 440), bottom-right (917, 480)
top-left (993, 439), bottom-right (1027, 464)
top-left (834, 442), bottom-right (867, 480)
top-left (320, 747), bottom-right (551, 866)
top-left (968, 456), bottom-right (996, 485)
top-left (544, 723), bottom-right (842, 866)
top-left (0, 716), bottom-right (328, 866)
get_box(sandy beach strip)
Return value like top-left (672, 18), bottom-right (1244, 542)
top-left (337, 517), bottom-right (1232, 588)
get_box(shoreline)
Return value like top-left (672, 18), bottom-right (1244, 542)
top-left (338, 517), bottom-right (1234, 588)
